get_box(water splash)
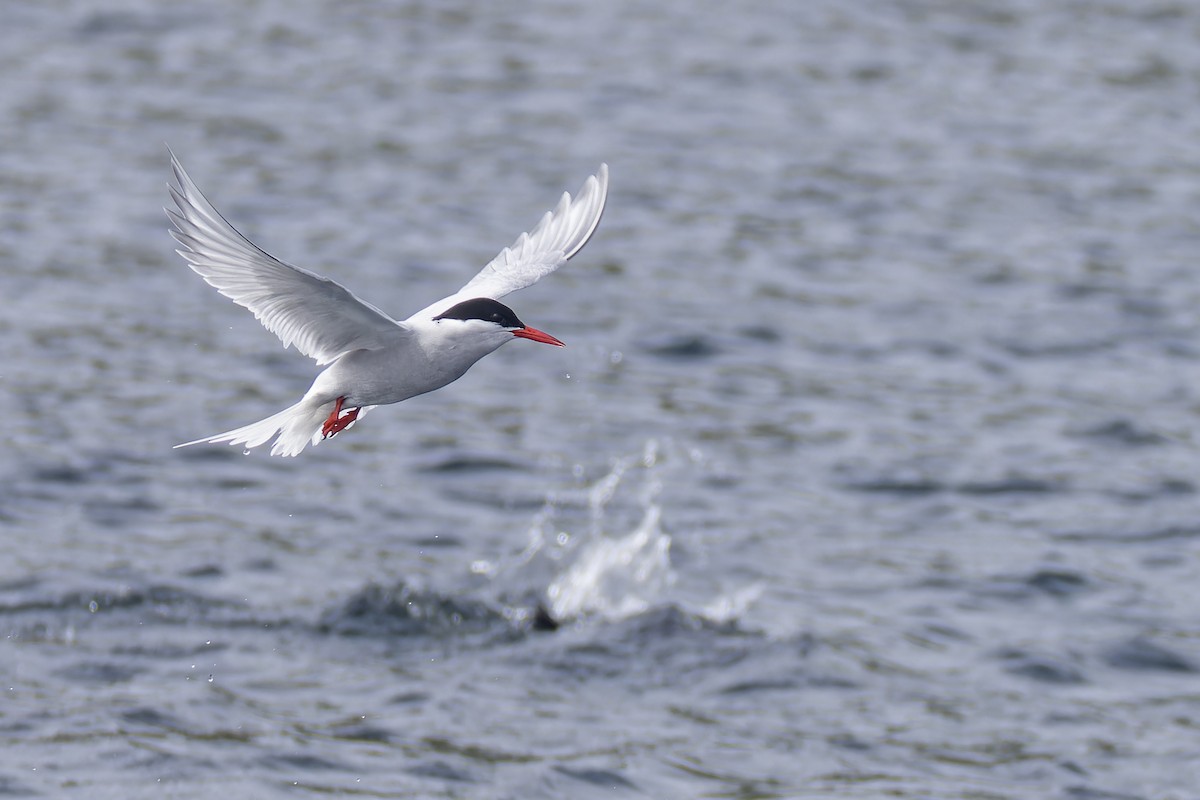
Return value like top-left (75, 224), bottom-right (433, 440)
top-left (545, 503), bottom-right (673, 621)
top-left (488, 439), bottom-right (759, 627)
top-left (539, 440), bottom-right (675, 622)
top-left (701, 581), bottom-right (764, 624)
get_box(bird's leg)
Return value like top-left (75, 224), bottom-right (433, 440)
top-left (321, 397), bottom-right (345, 438)
top-left (321, 396), bottom-right (361, 439)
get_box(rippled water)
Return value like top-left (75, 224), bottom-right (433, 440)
top-left (4, 1), bottom-right (1200, 797)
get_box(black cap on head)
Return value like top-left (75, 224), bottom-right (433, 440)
top-left (433, 297), bottom-right (525, 329)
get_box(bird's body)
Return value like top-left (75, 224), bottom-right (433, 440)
top-left (168, 153), bottom-right (608, 456)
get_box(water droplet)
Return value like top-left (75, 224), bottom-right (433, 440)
top-left (88, 600), bottom-right (98, 613)
top-left (610, 350), bottom-right (623, 364)
top-left (556, 532), bottom-right (570, 546)
top-left (207, 674), bottom-right (214, 683)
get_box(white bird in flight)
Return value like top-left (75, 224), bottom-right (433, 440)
top-left (168, 152), bottom-right (609, 456)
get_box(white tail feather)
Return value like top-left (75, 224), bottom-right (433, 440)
top-left (175, 399), bottom-right (333, 457)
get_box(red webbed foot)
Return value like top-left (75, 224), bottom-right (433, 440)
top-left (321, 397), bottom-right (361, 439)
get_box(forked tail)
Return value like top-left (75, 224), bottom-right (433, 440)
top-left (175, 399), bottom-right (333, 457)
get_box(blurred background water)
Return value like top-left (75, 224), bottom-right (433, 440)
top-left (3, 1), bottom-right (1200, 797)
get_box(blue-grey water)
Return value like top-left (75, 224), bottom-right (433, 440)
top-left (3, 1), bottom-right (1200, 797)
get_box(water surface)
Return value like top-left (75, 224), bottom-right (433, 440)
top-left (3, 1), bottom-right (1200, 797)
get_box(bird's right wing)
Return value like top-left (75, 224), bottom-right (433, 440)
top-left (412, 164), bottom-right (608, 320)
top-left (167, 151), bottom-right (411, 365)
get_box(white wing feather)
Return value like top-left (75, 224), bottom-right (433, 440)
top-left (411, 164), bottom-right (609, 321)
top-left (167, 151), bottom-right (410, 365)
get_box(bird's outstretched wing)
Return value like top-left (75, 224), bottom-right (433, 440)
top-left (411, 164), bottom-right (609, 320)
top-left (167, 151), bottom-right (410, 366)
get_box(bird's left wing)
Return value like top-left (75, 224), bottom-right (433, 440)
top-left (411, 164), bottom-right (608, 320)
top-left (167, 151), bottom-right (410, 365)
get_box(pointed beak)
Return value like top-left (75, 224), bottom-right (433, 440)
top-left (512, 325), bottom-right (565, 347)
